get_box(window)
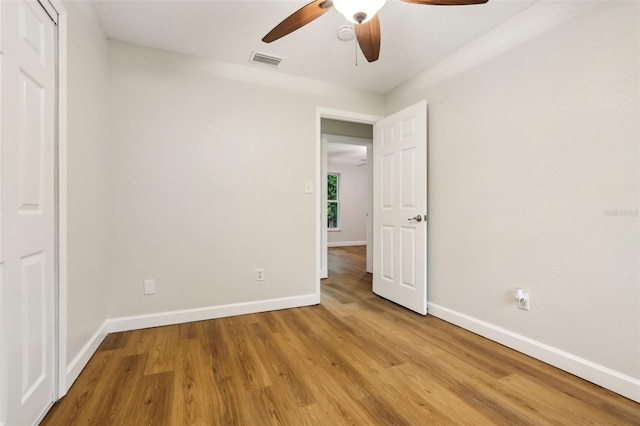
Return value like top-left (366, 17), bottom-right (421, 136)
top-left (328, 173), bottom-right (340, 230)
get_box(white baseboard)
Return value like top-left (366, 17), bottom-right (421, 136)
top-left (327, 241), bottom-right (366, 247)
top-left (106, 293), bottom-right (319, 333)
top-left (64, 321), bottom-right (109, 393)
top-left (427, 302), bottom-right (640, 403)
top-left (63, 297), bottom-right (637, 403)
top-left (60, 294), bottom-right (318, 395)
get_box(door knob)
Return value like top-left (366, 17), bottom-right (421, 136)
top-left (408, 215), bottom-right (423, 222)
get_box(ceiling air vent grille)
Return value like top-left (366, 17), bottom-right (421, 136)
top-left (250, 51), bottom-right (283, 67)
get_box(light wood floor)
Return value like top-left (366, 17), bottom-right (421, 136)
top-left (43, 246), bottom-right (639, 425)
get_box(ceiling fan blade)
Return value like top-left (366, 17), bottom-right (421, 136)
top-left (355, 15), bottom-right (381, 63)
top-left (401, 0), bottom-right (488, 5)
top-left (262, 0), bottom-right (333, 43)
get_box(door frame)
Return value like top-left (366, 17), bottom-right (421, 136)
top-left (315, 108), bottom-right (382, 301)
top-left (35, 0), bottom-right (70, 403)
top-left (50, 0), bottom-right (69, 400)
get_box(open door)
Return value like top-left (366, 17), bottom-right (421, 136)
top-left (372, 101), bottom-right (428, 315)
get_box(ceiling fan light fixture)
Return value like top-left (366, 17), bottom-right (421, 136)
top-left (333, 0), bottom-right (387, 24)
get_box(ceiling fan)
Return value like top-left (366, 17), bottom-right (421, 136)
top-left (262, 0), bottom-right (489, 63)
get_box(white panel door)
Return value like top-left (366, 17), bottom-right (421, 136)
top-left (373, 101), bottom-right (427, 315)
top-left (1, 0), bottom-right (57, 424)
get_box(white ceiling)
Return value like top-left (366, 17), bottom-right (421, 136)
top-left (92, 0), bottom-right (538, 93)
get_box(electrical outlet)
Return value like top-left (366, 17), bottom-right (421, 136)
top-left (515, 288), bottom-right (530, 310)
top-left (143, 279), bottom-right (155, 295)
top-left (256, 268), bottom-right (264, 281)
top-left (518, 295), bottom-right (530, 310)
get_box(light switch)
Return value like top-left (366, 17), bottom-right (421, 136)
top-left (304, 181), bottom-right (313, 194)
top-left (143, 279), bottom-right (155, 295)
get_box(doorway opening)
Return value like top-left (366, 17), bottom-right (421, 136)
top-left (321, 133), bottom-right (372, 280)
top-left (316, 109), bottom-right (381, 304)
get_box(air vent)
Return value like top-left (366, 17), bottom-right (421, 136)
top-left (250, 51), bottom-right (283, 67)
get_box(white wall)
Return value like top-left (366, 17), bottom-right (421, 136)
top-left (63, 0), bottom-right (110, 379)
top-left (327, 159), bottom-right (368, 245)
top-left (56, 0), bottom-right (637, 403)
top-left (107, 41), bottom-right (384, 319)
top-left (386, 0), bottom-right (639, 384)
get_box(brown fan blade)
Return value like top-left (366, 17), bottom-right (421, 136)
top-left (355, 15), bottom-right (381, 63)
top-left (262, 0), bottom-right (333, 43)
top-left (401, 0), bottom-right (488, 5)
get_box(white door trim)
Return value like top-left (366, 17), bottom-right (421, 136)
top-left (53, 0), bottom-right (68, 399)
top-left (315, 108), bottom-right (382, 301)
top-left (38, 0), bottom-right (58, 24)
top-left (41, 0), bottom-right (68, 400)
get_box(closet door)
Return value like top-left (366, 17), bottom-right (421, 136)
top-left (0, 0), bottom-right (57, 424)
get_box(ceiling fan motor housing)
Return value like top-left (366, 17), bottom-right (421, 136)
top-left (333, 0), bottom-right (386, 24)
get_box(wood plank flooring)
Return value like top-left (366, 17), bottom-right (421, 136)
top-left (42, 246), bottom-right (639, 425)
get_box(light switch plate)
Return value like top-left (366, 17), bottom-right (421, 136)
top-left (143, 279), bottom-right (155, 295)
